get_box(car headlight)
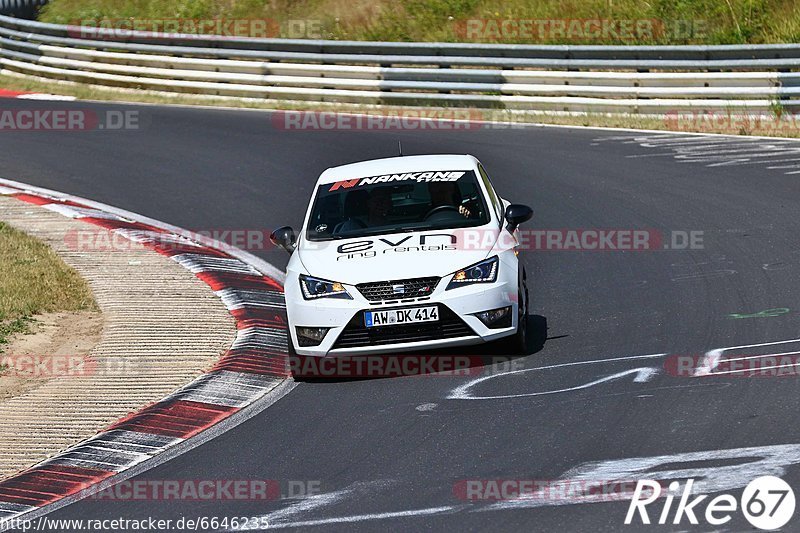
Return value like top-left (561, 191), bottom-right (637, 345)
top-left (299, 274), bottom-right (353, 300)
top-left (446, 256), bottom-right (498, 290)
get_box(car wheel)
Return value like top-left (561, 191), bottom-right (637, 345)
top-left (498, 267), bottom-right (528, 355)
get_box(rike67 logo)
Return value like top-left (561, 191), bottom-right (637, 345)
top-left (626, 476), bottom-right (795, 530)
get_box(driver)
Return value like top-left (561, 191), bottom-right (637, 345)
top-left (428, 182), bottom-right (471, 218)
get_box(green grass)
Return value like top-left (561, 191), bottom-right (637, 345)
top-left (0, 317), bottom-right (30, 348)
top-left (0, 222), bottom-right (97, 350)
top-left (38, 0), bottom-right (800, 44)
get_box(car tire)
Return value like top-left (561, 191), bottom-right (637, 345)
top-left (497, 267), bottom-right (528, 355)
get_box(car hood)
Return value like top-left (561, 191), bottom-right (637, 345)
top-left (297, 227), bottom-right (497, 285)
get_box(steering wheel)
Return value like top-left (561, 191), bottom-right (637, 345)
top-left (424, 205), bottom-right (460, 220)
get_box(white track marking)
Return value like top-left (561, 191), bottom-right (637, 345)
top-left (597, 132), bottom-right (800, 175)
top-left (679, 145), bottom-right (790, 157)
top-left (261, 488), bottom-right (355, 524)
top-left (700, 349), bottom-right (800, 376)
top-left (674, 146), bottom-right (797, 157)
top-left (244, 443), bottom-right (800, 527)
top-left (685, 150), bottom-right (800, 165)
top-left (712, 349), bottom-right (800, 365)
top-left (720, 157), bottom-right (800, 167)
top-left (764, 158), bottom-right (800, 167)
top-left (485, 443), bottom-right (800, 511)
top-left (638, 137), bottom-right (748, 145)
top-left (709, 361), bottom-right (800, 376)
top-left (261, 506), bottom-right (459, 529)
top-left (231, 481), bottom-right (422, 531)
top-left (659, 141), bottom-right (775, 151)
top-left (500, 353), bottom-right (665, 370)
top-left (17, 93), bottom-right (77, 101)
top-left (448, 353), bottom-right (665, 400)
top-left (693, 338), bottom-right (800, 376)
top-left (624, 152), bottom-right (683, 159)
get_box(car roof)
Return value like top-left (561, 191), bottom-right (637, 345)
top-left (315, 154), bottom-right (480, 185)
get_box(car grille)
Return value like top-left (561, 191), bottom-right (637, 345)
top-left (356, 277), bottom-right (440, 302)
top-left (332, 305), bottom-right (476, 349)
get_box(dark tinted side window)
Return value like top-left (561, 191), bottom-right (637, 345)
top-left (478, 164), bottom-right (503, 224)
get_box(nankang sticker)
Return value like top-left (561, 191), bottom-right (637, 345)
top-left (329, 171), bottom-right (466, 191)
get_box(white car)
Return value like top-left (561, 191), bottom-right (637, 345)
top-left (270, 154), bottom-right (533, 357)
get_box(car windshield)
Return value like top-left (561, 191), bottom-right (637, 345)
top-left (305, 170), bottom-right (490, 241)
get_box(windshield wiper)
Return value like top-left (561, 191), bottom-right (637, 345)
top-left (388, 226), bottom-right (423, 233)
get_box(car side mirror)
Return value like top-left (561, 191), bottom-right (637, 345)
top-left (505, 204), bottom-right (533, 232)
top-left (270, 226), bottom-right (297, 254)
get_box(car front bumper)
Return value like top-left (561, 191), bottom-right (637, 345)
top-left (286, 265), bottom-right (520, 357)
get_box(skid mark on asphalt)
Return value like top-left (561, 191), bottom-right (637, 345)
top-left (727, 308), bottom-right (790, 319)
top-left (592, 133), bottom-right (800, 175)
top-left (669, 255), bottom-right (737, 282)
top-left (670, 269), bottom-right (737, 282)
top-left (763, 262), bottom-right (792, 270)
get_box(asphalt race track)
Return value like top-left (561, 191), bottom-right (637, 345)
top-left (3, 99), bottom-right (800, 531)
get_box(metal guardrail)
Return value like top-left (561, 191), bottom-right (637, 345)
top-left (0, 12), bottom-right (798, 113)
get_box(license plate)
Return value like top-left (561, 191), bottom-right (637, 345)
top-left (365, 306), bottom-right (439, 327)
